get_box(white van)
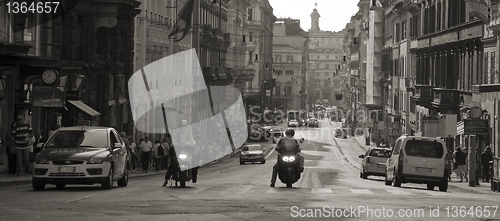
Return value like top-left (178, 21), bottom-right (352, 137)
top-left (385, 135), bottom-right (449, 192)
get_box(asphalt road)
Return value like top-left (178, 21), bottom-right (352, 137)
top-left (1, 120), bottom-right (499, 221)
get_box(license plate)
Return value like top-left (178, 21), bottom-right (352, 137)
top-left (59, 167), bottom-right (75, 173)
top-left (377, 164), bottom-right (385, 168)
top-left (416, 167), bottom-right (432, 172)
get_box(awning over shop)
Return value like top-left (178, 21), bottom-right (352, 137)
top-left (68, 100), bottom-right (100, 117)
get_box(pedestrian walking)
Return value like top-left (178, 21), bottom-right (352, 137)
top-left (481, 146), bottom-right (493, 182)
top-left (12, 114), bottom-right (33, 176)
top-left (128, 138), bottom-right (138, 172)
top-left (161, 137), bottom-right (170, 170)
top-left (140, 136), bottom-right (152, 173)
top-left (137, 138), bottom-right (144, 171)
top-left (163, 145), bottom-right (178, 187)
top-left (5, 127), bottom-right (16, 175)
top-left (453, 147), bottom-right (468, 182)
top-left (153, 140), bottom-right (165, 172)
top-left (120, 132), bottom-right (132, 171)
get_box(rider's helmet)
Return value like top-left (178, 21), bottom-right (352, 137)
top-left (285, 128), bottom-right (295, 137)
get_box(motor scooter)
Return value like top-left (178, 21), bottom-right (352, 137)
top-left (173, 150), bottom-right (197, 187)
top-left (277, 138), bottom-right (304, 188)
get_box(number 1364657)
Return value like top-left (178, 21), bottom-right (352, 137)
top-left (445, 206), bottom-right (498, 218)
top-left (6, 2), bottom-right (60, 14)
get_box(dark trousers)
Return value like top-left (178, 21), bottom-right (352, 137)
top-left (162, 156), bottom-right (169, 170)
top-left (16, 148), bottom-right (29, 175)
top-left (7, 150), bottom-right (16, 175)
top-left (141, 151), bottom-right (151, 172)
top-left (130, 152), bottom-right (136, 170)
top-left (165, 161), bottom-right (178, 180)
top-left (155, 157), bottom-right (162, 171)
top-left (482, 164), bottom-right (490, 182)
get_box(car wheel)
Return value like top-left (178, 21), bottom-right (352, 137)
top-left (384, 174), bottom-right (392, 186)
top-left (427, 183), bottom-right (435, 190)
top-left (439, 181), bottom-right (448, 192)
top-left (362, 169), bottom-right (368, 179)
top-left (56, 184), bottom-right (66, 189)
top-left (32, 181), bottom-right (45, 191)
top-left (393, 174), bottom-right (402, 187)
top-left (261, 159), bottom-right (266, 164)
top-left (117, 166), bottom-right (128, 187)
top-left (101, 166), bottom-right (114, 189)
top-left (240, 160), bottom-right (245, 165)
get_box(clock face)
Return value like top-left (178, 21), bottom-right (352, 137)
top-left (470, 106), bottom-right (482, 119)
top-left (42, 70), bottom-right (58, 85)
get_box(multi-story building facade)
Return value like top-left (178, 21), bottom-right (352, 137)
top-left (242, 0), bottom-right (276, 117)
top-left (0, 0), bottom-right (140, 172)
top-left (383, 0), bottom-right (419, 143)
top-left (344, 0), bottom-right (383, 140)
top-left (272, 18), bottom-right (307, 112)
top-left (227, 0), bottom-right (255, 95)
top-left (306, 8), bottom-right (345, 108)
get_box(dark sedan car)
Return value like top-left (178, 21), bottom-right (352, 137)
top-left (334, 128), bottom-right (348, 139)
top-left (240, 144), bottom-right (265, 165)
top-left (307, 118), bottom-right (319, 127)
top-left (32, 126), bottom-right (129, 190)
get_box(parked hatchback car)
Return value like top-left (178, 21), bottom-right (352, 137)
top-left (240, 144), bottom-right (265, 165)
top-left (385, 135), bottom-right (449, 191)
top-left (32, 126), bottom-right (129, 190)
top-left (359, 147), bottom-right (391, 179)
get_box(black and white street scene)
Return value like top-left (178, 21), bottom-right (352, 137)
top-left (1, 0), bottom-right (500, 220)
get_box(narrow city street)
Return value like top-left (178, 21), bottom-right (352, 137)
top-left (0, 120), bottom-right (498, 221)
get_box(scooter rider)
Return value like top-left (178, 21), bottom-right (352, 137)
top-left (270, 128), bottom-right (304, 187)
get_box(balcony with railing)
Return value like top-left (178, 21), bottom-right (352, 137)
top-left (431, 88), bottom-right (460, 109)
top-left (412, 85), bottom-right (433, 108)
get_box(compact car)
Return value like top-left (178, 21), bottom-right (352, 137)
top-left (334, 128), bottom-right (348, 139)
top-left (240, 144), bottom-right (265, 165)
top-left (359, 147), bottom-right (391, 179)
top-left (307, 118), bottom-right (319, 127)
top-left (32, 126), bottom-right (129, 190)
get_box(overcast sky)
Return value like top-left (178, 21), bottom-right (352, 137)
top-left (268, 0), bottom-right (359, 32)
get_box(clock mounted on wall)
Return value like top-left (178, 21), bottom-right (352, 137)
top-left (41, 69), bottom-right (59, 85)
top-left (469, 106), bottom-right (483, 119)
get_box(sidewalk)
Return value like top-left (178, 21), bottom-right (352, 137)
top-left (352, 136), bottom-right (498, 195)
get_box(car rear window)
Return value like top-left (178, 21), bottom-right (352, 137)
top-left (404, 140), bottom-right (444, 158)
top-left (45, 130), bottom-right (108, 148)
top-left (369, 149), bottom-right (389, 157)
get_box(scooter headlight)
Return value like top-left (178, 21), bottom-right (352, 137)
top-left (178, 153), bottom-right (188, 160)
top-left (282, 156), bottom-right (296, 162)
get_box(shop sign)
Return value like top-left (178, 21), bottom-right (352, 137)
top-left (78, 120), bottom-right (91, 126)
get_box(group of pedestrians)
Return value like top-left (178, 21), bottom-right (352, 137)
top-left (452, 146), bottom-right (493, 183)
top-left (123, 135), bottom-right (172, 174)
